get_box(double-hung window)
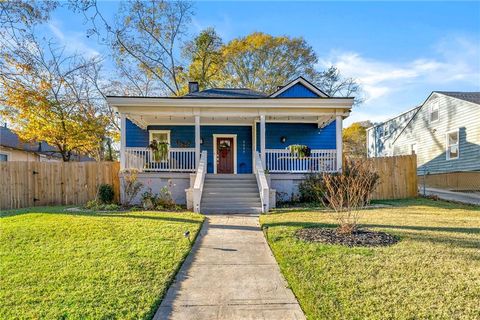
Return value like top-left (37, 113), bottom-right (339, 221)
top-left (446, 130), bottom-right (459, 160)
top-left (149, 130), bottom-right (171, 161)
top-left (430, 102), bottom-right (439, 123)
top-left (149, 130), bottom-right (170, 145)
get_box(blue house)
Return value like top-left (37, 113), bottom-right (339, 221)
top-left (107, 77), bottom-right (354, 213)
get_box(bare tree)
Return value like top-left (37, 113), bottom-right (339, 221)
top-left (0, 2), bottom-right (115, 161)
top-left (1, 0), bottom-right (121, 160)
top-left (322, 159), bottom-right (380, 234)
top-left (315, 66), bottom-right (364, 104)
top-left (71, 0), bottom-right (193, 96)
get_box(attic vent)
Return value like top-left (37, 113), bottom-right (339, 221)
top-left (188, 81), bottom-right (199, 93)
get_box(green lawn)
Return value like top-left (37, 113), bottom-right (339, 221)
top-left (0, 207), bottom-right (204, 319)
top-left (260, 199), bottom-right (480, 319)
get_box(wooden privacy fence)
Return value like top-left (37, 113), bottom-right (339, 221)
top-left (421, 171), bottom-right (480, 191)
top-left (368, 155), bottom-right (418, 200)
top-left (1, 162), bottom-right (120, 210)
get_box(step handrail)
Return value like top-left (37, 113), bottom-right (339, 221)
top-left (193, 150), bottom-right (207, 213)
top-left (254, 151), bottom-right (269, 213)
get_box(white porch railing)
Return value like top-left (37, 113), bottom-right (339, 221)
top-left (254, 151), bottom-right (270, 213)
top-left (264, 149), bottom-right (337, 173)
top-left (193, 150), bottom-right (207, 213)
top-left (125, 147), bottom-right (196, 172)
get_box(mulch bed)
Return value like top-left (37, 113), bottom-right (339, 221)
top-left (296, 227), bottom-right (398, 247)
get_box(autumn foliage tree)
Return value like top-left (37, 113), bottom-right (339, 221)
top-left (184, 30), bottom-right (362, 99)
top-left (0, 47), bottom-right (110, 161)
top-left (0, 2), bottom-right (111, 161)
top-left (343, 121), bottom-right (373, 157)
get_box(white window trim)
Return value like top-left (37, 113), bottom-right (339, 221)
top-left (0, 151), bottom-right (10, 161)
top-left (149, 130), bottom-right (171, 144)
top-left (446, 129), bottom-right (459, 161)
top-left (149, 130), bottom-right (171, 162)
top-left (430, 102), bottom-right (439, 123)
top-left (213, 134), bottom-right (237, 174)
top-left (410, 143), bottom-right (417, 155)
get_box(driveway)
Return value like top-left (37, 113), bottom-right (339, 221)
top-left (154, 214), bottom-right (305, 320)
top-left (424, 187), bottom-right (480, 206)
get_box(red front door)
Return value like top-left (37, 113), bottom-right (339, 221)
top-left (216, 137), bottom-right (234, 174)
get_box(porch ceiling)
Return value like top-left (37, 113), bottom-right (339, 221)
top-left (127, 114), bottom-right (336, 129)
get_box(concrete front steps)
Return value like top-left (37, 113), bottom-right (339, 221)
top-left (200, 174), bottom-right (263, 214)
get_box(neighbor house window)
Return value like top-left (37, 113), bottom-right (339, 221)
top-left (410, 143), bottom-right (417, 155)
top-left (446, 130), bottom-right (459, 160)
top-left (430, 102), bottom-right (439, 122)
top-left (0, 153), bottom-right (8, 162)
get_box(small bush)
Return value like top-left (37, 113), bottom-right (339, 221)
top-left (156, 186), bottom-right (175, 210)
top-left (121, 169), bottom-right (143, 206)
top-left (322, 158), bottom-right (380, 234)
top-left (141, 189), bottom-right (157, 210)
top-left (84, 200), bottom-right (120, 211)
top-left (103, 203), bottom-right (120, 211)
top-left (85, 199), bottom-right (100, 210)
top-left (298, 173), bottom-right (326, 204)
top-left (98, 184), bottom-right (115, 204)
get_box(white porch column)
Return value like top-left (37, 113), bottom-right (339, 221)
top-left (195, 115), bottom-right (200, 168)
top-left (120, 113), bottom-right (126, 170)
top-left (260, 115), bottom-right (266, 166)
top-left (336, 115), bottom-right (343, 172)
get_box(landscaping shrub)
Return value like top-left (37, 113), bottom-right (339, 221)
top-left (322, 159), bottom-right (380, 234)
top-left (140, 185), bottom-right (176, 210)
top-left (298, 173), bottom-right (326, 204)
top-left (141, 189), bottom-right (157, 210)
top-left (121, 169), bottom-right (143, 206)
top-left (85, 200), bottom-right (120, 211)
top-left (98, 184), bottom-right (115, 204)
top-left (156, 186), bottom-right (176, 210)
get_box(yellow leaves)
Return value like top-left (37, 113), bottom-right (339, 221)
top-left (39, 80), bottom-right (51, 91)
top-left (1, 78), bottom-right (108, 159)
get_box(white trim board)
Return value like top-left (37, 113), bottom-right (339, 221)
top-left (213, 134), bottom-right (237, 174)
top-left (270, 77), bottom-right (329, 98)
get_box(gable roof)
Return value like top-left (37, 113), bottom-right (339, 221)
top-left (184, 88), bottom-right (267, 98)
top-left (0, 126), bottom-right (58, 154)
top-left (436, 91), bottom-right (480, 105)
top-left (369, 90), bottom-right (480, 144)
top-left (269, 76), bottom-right (329, 98)
top-left (0, 126), bottom-right (94, 161)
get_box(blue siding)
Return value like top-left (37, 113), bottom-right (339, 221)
top-left (256, 122), bottom-right (336, 150)
top-left (126, 119), bottom-right (149, 147)
top-left (125, 120), bottom-right (252, 173)
top-left (148, 125), bottom-right (195, 147)
top-left (277, 83), bottom-right (319, 98)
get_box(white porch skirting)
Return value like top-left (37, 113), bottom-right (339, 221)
top-left (269, 173), bottom-right (309, 203)
top-left (120, 172), bottom-right (315, 207)
top-left (119, 172), bottom-right (191, 205)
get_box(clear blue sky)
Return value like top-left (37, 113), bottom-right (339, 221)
top-left (48, 1), bottom-right (480, 125)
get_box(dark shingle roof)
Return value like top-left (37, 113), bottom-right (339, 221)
top-left (184, 88), bottom-right (267, 98)
top-left (0, 126), bottom-right (55, 153)
top-left (436, 91), bottom-right (480, 105)
top-left (0, 126), bottom-right (93, 161)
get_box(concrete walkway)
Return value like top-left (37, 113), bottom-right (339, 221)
top-left (154, 214), bottom-right (305, 320)
top-left (424, 187), bottom-right (480, 206)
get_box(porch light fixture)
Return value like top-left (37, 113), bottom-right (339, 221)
top-left (280, 136), bottom-right (287, 143)
top-left (200, 137), bottom-right (204, 145)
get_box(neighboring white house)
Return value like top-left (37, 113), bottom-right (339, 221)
top-left (367, 91), bottom-right (480, 175)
